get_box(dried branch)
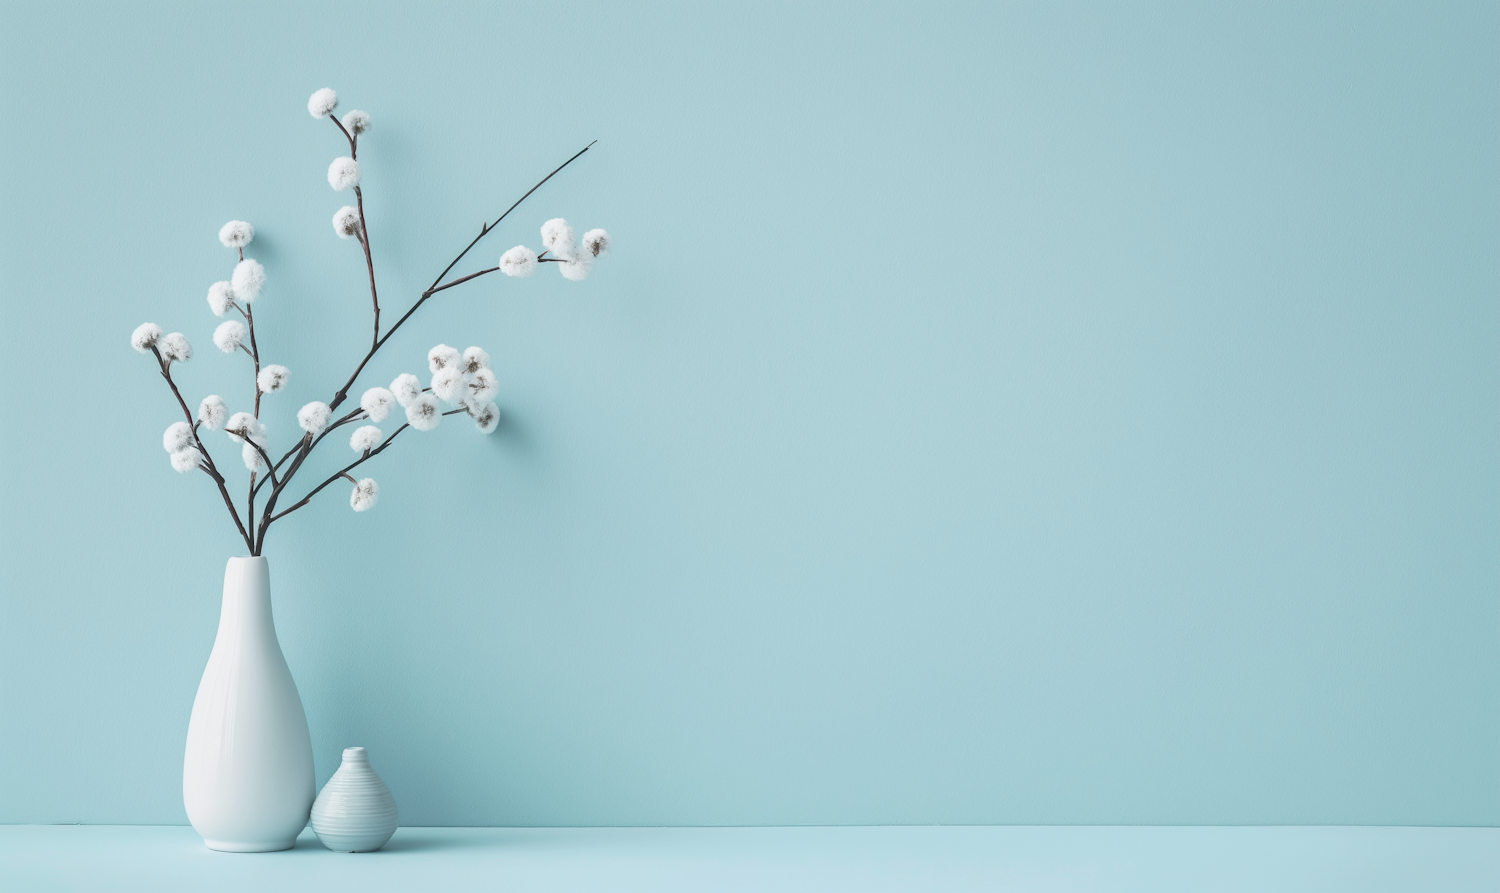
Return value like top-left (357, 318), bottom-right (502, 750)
top-left (322, 141), bottom-right (597, 413)
top-left (264, 424), bottom-right (411, 528)
top-left (151, 346), bottom-right (253, 552)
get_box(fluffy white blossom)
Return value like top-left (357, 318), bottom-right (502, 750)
top-left (198, 395), bottom-right (227, 429)
top-left (308, 87), bottom-right (338, 118)
top-left (360, 387), bottom-right (395, 422)
top-left (224, 411), bottom-right (264, 443)
top-left (350, 425), bottom-right (383, 453)
top-left (581, 228), bottom-right (610, 258)
top-left (558, 253), bottom-right (593, 281)
top-left (540, 218), bottom-right (574, 256)
top-left (213, 320), bottom-right (246, 353)
top-left (462, 346), bottom-right (490, 373)
top-left (427, 344), bottom-right (461, 373)
top-left (343, 109), bottom-right (371, 135)
top-left (328, 157), bottom-right (360, 191)
top-left (218, 220), bottom-right (254, 249)
top-left (467, 367), bottom-right (498, 403)
top-left (242, 440), bottom-right (266, 471)
top-left (406, 393), bottom-right (441, 431)
top-left (257, 365), bottom-right (290, 393)
top-left (391, 373), bottom-right (422, 408)
top-left (297, 401), bottom-right (331, 435)
top-left (499, 245), bottom-right (537, 277)
top-left (163, 421), bottom-right (194, 453)
top-left (470, 400), bottom-right (500, 433)
top-left (131, 322), bottom-right (162, 353)
top-left (170, 447), bottom-right (201, 473)
top-left (160, 332), bottom-right (193, 362)
top-left (350, 477), bottom-right (378, 511)
top-left (232, 258), bottom-right (266, 302)
top-left (207, 281), bottom-right (236, 316)
top-left (332, 206), bottom-right (361, 239)
top-left (430, 365), bottom-right (466, 403)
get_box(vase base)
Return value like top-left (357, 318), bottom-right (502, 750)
top-left (203, 838), bottom-right (297, 853)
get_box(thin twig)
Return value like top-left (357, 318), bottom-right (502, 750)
top-left (355, 185), bottom-right (380, 343)
top-left (427, 266), bottom-right (499, 295)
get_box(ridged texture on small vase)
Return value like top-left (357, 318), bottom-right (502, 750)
top-left (311, 747), bottom-right (399, 852)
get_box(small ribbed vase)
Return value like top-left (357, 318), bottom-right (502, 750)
top-left (310, 747), bottom-right (399, 852)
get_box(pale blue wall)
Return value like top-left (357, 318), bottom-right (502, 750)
top-left (1, 1), bottom-right (1496, 826)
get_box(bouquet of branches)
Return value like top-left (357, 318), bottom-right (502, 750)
top-left (131, 87), bottom-right (609, 556)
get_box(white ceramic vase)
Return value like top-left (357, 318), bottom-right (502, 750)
top-left (311, 747), bottom-right (399, 852)
top-left (183, 557), bottom-right (314, 852)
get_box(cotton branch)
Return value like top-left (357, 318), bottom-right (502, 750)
top-left (150, 346), bottom-right (253, 552)
top-left (261, 424), bottom-right (410, 538)
top-left (321, 141), bottom-right (597, 413)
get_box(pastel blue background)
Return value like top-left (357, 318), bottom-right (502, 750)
top-left (1, 0), bottom-right (1496, 827)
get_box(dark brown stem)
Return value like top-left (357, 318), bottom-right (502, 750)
top-left (246, 304), bottom-right (262, 416)
top-left (248, 471), bottom-right (256, 544)
top-left (151, 347), bottom-right (253, 552)
top-left (355, 185), bottom-right (379, 343)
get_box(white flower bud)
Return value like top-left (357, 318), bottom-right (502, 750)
top-left (540, 218), bottom-right (574, 256)
top-left (297, 401), bottom-right (331, 435)
top-left (350, 425), bottom-right (382, 453)
top-left (343, 109), bottom-right (371, 135)
top-left (581, 228), bottom-right (610, 258)
top-left (242, 441), bottom-right (266, 471)
top-left (328, 157), bottom-right (360, 191)
top-left (350, 477), bottom-right (379, 511)
top-left (160, 332), bottom-right (193, 363)
top-left (213, 320), bottom-right (246, 353)
top-left (360, 387), bottom-right (395, 422)
top-left (232, 259), bottom-right (266, 302)
top-left (471, 400), bottom-right (500, 434)
top-left (499, 245), bottom-right (537, 277)
top-left (198, 395), bottom-right (227, 429)
top-left (332, 206), bottom-right (361, 239)
top-left (405, 393), bottom-right (441, 431)
top-left (169, 448), bottom-right (201, 473)
top-left (163, 421), bottom-right (194, 453)
top-left (462, 346), bottom-right (490, 373)
top-left (218, 220), bottom-right (254, 249)
top-left (427, 344), bottom-right (461, 373)
top-left (467, 367), bottom-right (498, 403)
top-left (307, 87), bottom-right (338, 119)
top-left (431, 366), bottom-right (466, 403)
top-left (390, 373), bottom-right (422, 408)
top-left (224, 412), bottom-right (264, 444)
top-left (131, 322), bottom-right (162, 353)
top-left (558, 254), bottom-right (592, 281)
top-left (207, 281), bottom-right (236, 317)
top-left (257, 365), bottom-right (289, 393)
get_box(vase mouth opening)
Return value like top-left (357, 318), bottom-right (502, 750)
top-left (343, 746), bottom-right (368, 761)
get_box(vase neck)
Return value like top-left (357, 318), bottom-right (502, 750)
top-left (220, 556), bottom-right (274, 637)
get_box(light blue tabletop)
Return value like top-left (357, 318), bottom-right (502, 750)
top-left (3, 825), bottom-right (1497, 892)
